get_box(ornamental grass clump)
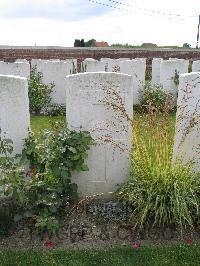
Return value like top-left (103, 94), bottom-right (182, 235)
top-left (117, 97), bottom-right (199, 230)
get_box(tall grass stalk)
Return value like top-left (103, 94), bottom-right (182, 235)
top-left (117, 99), bottom-right (199, 230)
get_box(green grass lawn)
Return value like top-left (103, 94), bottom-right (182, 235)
top-left (30, 113), bottom-right (176, 137)
top-left (30, 115), bottom-right (66, 134)
top-left (0, 245), bottom-right (199, 266)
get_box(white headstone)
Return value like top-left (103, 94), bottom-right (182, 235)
top-left (99, 59), bottom-right (146, 104)
top-left (118, 59), bottom-right (146, 105)
top-left (15, 59), bottom-right (29, 63)
top-left (82, 59), bottom-right (106, 72)
top-left (31, 59), bottom-right (77, 105)
top-left (66, 72), bottom-right (133, 196)
top-left (0, 75), bottom-right (30, 155)
top-left (100, 58), bottom-right (131, 72)
top-left (173, 72), bottom-right (200, 173)
top-left (0, 62), bottom-right (30, 78)
top-left (100, 59), bottom-right (122, 72)
top-left (152, 58), bottom-right (163, 85)
top-left (192, 60), bottom-right (200, 72)
top-left (31, 59), bottom-right (49, 67)
top-left (160, 59), bottom-right (189, 101)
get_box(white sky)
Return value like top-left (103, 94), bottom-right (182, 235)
top-left (0, 0), bottom-right (199, 47)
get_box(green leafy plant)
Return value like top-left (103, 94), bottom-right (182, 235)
top-left (42, 104), bottom-right (66, 116)
top-left (173, 69), bottom-right (180, 87)
top-left (35, 211), bottom-right (60, 236)
top-left (145, 67), bottom-right (152, 81)
top-left (0, 203), bottom-right (16, 236)
top-left (0, 129), bottom-right (26, 202)
top-left (28, 67), bottom-right (54, 115)
top-left (188, 62), bottom-right (192, 73)
top-left (141, 82), bottom-right (172, 112)
top-left (0, 123), bottom-right (94, 236)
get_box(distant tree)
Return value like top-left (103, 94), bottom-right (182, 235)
top-left (74, 39), bottom-right (86, 47)
top-left (80, 39), bottom-right (85, 47)
top-left (141, 43), bottom-right (157, 48)
top-left (85, 39), bottom-right (96, 47)
top-left (74, 39), bottom-right (81, 47)
top-left (183, 43), bottom-right (191, 48)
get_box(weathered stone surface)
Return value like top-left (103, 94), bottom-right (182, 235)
top-left (31, 59), bottom-right (77, 105)
top-left (173, 72), bottom-right (200, 173)
top-left (82, 59), bottom-right (106, 72)
top-left (160, 59), bottom-right (189, 101)
top-left (192, 60), bottom-right (200, 72)
top-left (0, 75), bottom-right (30, 155)
top-left (99, 59), bottom-right (146, 105)
top-left (66, 72), bottom-right (133, 196)
top-left (119, 59), bottom-right (146, 105)
top-left (152, 58), bottom-right (163, 85)
top-left (0, 61), bottom-right (30, 78)
top-left (15, 59), bottom-right (29, 63)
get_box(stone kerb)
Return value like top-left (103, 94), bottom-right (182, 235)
top-left (160, 59), bottom-right (189, 102)
top-left (0, 61), bottom-right (30, 79)
top-left (173, 72), bottom-right (200, 173)
top-left (0, 75), bottom-right (30, 155)
top-left (192, 60), bottom-right (200, 72)
top-left (66, 72), bottom-right (133, 196)
top-left (31, 59), bottom-right (77, 105)
top-left (152, 58), bottom-right (163, 85)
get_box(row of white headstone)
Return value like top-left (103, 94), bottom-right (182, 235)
top-left (0, 58), bottom-right (199, 107)
top-left (152, 58), bottom-right (200, 101)
top-left (0, 70), bottom-right (199, 196)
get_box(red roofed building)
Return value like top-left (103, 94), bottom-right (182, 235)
top-left (95, 41), bottom-right (109, 47)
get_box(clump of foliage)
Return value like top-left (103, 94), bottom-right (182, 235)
top-left (145, 67), bottom-right (152, 81)
top-left (173, 69), bottom-right (180, 87)
top-left (41, 104), bottom-right (66, 116)
top-left (0, 123), bottom-right (94, 236)
top-left (28, 67), bottom-right (54, 115)
top-left (188, 62), bottom-right (192, 73)
top-left (74, 38), bottom-right (96, 47)
top-left (117, 101), bottom-right (199, 231)
top-left (141, 82), bottom-right (173, 113)
top-left (0, 203), bottom-right (16, 236)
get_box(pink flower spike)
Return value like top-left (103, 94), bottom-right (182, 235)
top-left (132, 243), bottom-right (140, 249)
top-left (44, 241), bottom-right (54, 249)
top-left (185, 239), bottom-right (193, 245)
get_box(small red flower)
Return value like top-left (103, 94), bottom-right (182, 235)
top-left (185, 239), bottom-right (193, 245)
top-left (26, 170), bottom-right (32, 177)
top-left (44, 240), bottom-right (54, 249)
top-left (26, 167), bottom-right (36, 177)
top-left (132, 242), bottom-right (140, 249)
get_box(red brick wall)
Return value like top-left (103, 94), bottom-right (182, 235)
top-left (0, 47), bottom-right (200, 63)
